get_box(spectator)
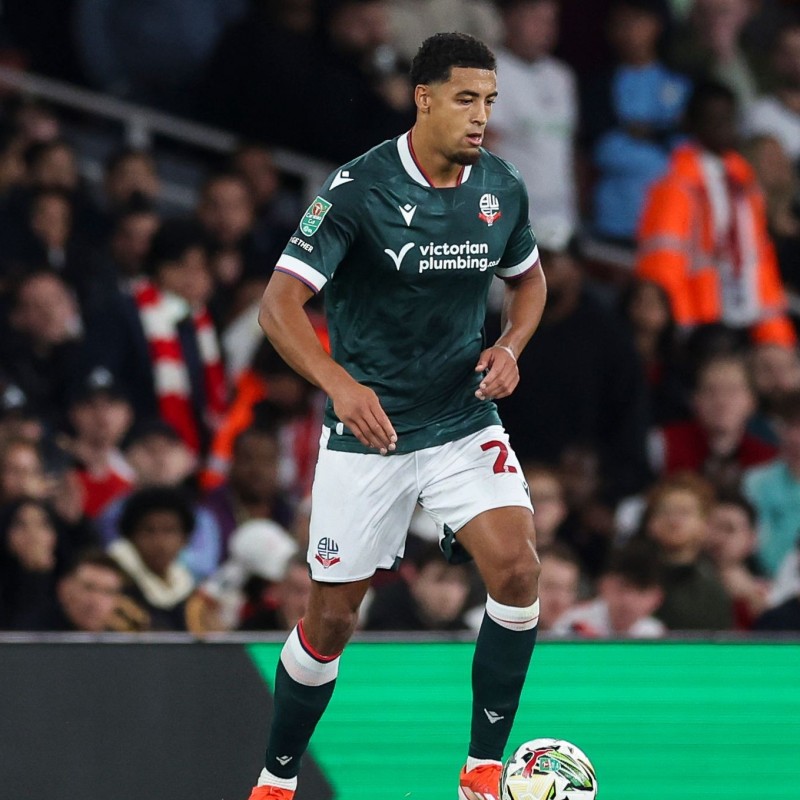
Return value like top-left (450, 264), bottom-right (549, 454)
top-left (520, 462), bottom-right (568, 549)
top-left (4, 98), bottom-right (62, 147)
top-left (743, 391), bottom-right (800, 576)
top-left (108, 486), bottom-right (196, 630)
top-left (704, 490), bottom-right (770, 628)
top-left (204, 340), bottom-right (325, 500)
top-left (81, 197), bottom-right (161, 314)
top-left (85, 218), bottom-right (228, 453)
top-left (238, 553), bottom-right (313, 632)
top-left (636, 80), bottom-right (797, 346)
top-left (495, 226), bottom-right (651, 504)
top-left (62, 366), bottom-right (135, 519)
top-left (743, 134), bottom-right (800, 305)
top-left (0, 437), bottom-right (49, 506)
top-left (649, 352), bottom-right (777, 492)
top-left (203, 425), bottom-right (295, 556)
top-left (123, 418), bottom-right (197, 490)
top-left (388, 0), bottom-right (502, 64)
top-left (106, 200), bottom-right (161, 285)
top-left (643, 472), bottom-right (734, 630)
top-left (195, 0), bottom-right (320, 151)
top-left (488, 0), bottom-right (579, 232)
top-left (197, 172), bottom-right (256, 257)
top-left (618, 278), bottom-right (691, 425)
top-left (364, 542), bottom-right (474, 631)
top-left (769, 542), bottom-right (800, 610)
top-left (95, 419), bottom-right (221, 581)
top-left (536, 542), bottom-right (582, 633)
top-left (0, 434), bottom-right (97, 553)
top-left (753, 553), bottom-right (800, 631)
top-left (24, 188), bottom-right (74, 272)
top-left (102, 148), bottom-right (161, 213)
top-left (0, 498), bottom-right (68, 629)
top-left (583, 0), bottom-right (690, 251)
top-left (21, 139), bottom-right (102, 246)
top-left (551, 540), bottom-right (666, 637)
top-left (24, 139), bottom-right (79, 193)
top-left (191, 520), bottom-right (299, 632)
top-left (672, 0), bottom-right (758, 112)
top-left (0, 384), bottom-right (45, 444)
top-left (746, 342), bottom-right (800, 445)
top-left (73, 0), bottom-right (248, 111)
top-left (309, 0), bottom-right (414, 163)
top-left (230, 143), bottom-right (299, 235)
top-left (27, 548), bottom-right (126, 632)
top-left (196, 171), bottom-right (270, 325)
top-left (743, 22), bottom-right (800, 165)
top-left (0, 124), bottom-right (26, 197)
top-left (1, 270), bottom-right (86, 429)
top-left (557, 443), bottom-right (618, 577)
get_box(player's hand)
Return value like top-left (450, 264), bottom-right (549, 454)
top-left (329, 378), bottom-right (397, 455)
top-left (474, 345), bottom-right (519, 400)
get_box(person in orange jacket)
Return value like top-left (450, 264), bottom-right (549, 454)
top-left (635, 80), bottom-right (796, 347)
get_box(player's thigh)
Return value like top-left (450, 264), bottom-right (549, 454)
top-left (418, 426), bottom-right (538, 600)
top-left (456, 506), bottom-right (539, 606)
top-left (308, 445), bottom-right (419, 582)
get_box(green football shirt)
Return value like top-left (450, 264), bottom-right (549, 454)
top-left (276, 131), bottom-right (539, 454)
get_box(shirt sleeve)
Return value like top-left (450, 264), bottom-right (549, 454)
top-left (494, 173), bottom-right (539, 280)
top-left (274, 168), bottom-right (363, 293)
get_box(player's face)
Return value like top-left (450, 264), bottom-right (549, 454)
top-left (424, 67), bottom-right (497, 166)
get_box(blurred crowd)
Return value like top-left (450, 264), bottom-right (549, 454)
top-left (1, 0), bottom-right (800, 637)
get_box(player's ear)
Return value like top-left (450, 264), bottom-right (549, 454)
top-left (415, 84), bottom-right (432, 114)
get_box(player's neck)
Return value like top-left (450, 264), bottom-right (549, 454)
top-left (408, 125), bottom-right (465, 188)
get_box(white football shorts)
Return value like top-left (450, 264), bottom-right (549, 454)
top-left (307, 424), bottom-right (533, 582)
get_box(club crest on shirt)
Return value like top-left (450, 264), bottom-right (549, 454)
top-left (478, 193), bottom-right (501, 226)
top-left (315, 537), bottom-right (341, 568)
top-left (300, 196), bottom-right (332, 237)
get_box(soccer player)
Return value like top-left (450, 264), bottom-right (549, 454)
top-left (247, 32), bottom-right (547, 800)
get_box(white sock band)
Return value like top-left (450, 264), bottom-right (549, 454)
top-left (485, 596), bottom-right (540, 631)
top-left (280, 625), bottom-right (340, 687)
top-left (257, 768), bottom-right (297, 790)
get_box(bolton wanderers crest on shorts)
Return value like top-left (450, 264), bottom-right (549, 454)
top-left (315, 537), bottom-right (341, 568)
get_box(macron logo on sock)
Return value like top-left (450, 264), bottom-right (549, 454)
top-left (484, 709), bottom-right (505, 724)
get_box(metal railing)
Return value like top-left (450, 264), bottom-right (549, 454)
top-left (0, 65), bottom-right (333, 206)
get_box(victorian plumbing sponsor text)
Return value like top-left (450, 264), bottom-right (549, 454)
top-left (384, 241), bottom-right (499, 273)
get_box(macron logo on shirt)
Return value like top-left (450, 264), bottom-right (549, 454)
top-left (330, 170), bottom-right (354, 189)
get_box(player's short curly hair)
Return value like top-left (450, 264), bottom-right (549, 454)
top-left (410, 32), bottom-right (496, 86)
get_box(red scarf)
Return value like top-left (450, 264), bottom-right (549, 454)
top-left (134, 281), bottom-right (227, 453)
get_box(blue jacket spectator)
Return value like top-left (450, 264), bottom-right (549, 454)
top-left (583, 0), bottom-right (690, 243)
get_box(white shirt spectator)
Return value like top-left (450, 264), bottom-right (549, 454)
top-left (744, 97), bottom-right (800, 162)
top-left (490, 48), bottom-right (579, 232)
top-left (551, 598), bottom-right (666, 638)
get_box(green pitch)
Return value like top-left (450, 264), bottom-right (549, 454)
top-left (247, 640), bottom-right (800, 798)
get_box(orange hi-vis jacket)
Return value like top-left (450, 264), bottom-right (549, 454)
top-left (635, 143), bottom-right (796, 346)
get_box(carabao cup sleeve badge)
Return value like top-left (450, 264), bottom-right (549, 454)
top-left (300, 196), bottom-right (333, 237)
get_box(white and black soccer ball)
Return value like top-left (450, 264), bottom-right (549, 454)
top-left (500, 738), bottom-right (598, 800)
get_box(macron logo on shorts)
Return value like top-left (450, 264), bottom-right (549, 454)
top-left (315, 537), bottom-right (341, 568)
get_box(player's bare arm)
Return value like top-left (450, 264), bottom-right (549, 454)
top-left (258, 272), bottom-right (397, 454)
top-left (475, 260), bottom-right (546, 400)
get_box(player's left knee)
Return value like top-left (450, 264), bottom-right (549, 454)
top-left (486, 555), bottom-right (539, 606)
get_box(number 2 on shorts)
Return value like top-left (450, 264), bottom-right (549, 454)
top-left (480, 440), bottom-right (518, 474)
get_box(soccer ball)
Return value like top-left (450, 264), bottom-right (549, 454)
top-left (500, 738), bottom-right (598, 800)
